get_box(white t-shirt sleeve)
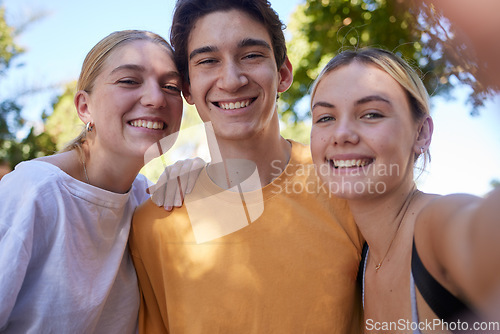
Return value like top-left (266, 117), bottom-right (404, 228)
top-left (132, 173), bottom-right (152, 205)
top-left (0, 164), bottom-right (50, 329)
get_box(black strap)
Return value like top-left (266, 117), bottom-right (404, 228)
top-left (357, 242), bottom-right (368, 286)
top-left (412, 240), bottom-right (476, 325)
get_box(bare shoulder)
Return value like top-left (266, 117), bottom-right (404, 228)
top-left (415, 193), bottom-right (481, 239)
top-left (413, 193), bottom-right (483, 300)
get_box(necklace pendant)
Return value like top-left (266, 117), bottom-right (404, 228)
top-left (375, 263), bottom-right (382, 271)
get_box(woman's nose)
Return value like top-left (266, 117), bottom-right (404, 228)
top-left (332, 119), bottom-right (360, 146)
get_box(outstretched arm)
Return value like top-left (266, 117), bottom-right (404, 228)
top-left (414, 187), bottom-right (500, 317)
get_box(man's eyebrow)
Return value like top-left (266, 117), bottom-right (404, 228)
top-left (189, 38), bottom-right (272, 61)
top-left (356, 95), bottom-right (391, 106)
top-left (110, 64), bottom-right (145, 74)
top-left (238, 38), bottom-right (272, 50)
top-left (189, 46), bottom-right (218, 60)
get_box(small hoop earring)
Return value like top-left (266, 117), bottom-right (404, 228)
top-left (86, 121), bottom-right (94, 132)
top-left (420, 147), bottom-right (425, 155)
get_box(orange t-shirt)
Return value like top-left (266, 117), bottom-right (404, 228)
top-left (129, 141), bottom-right (363, 333)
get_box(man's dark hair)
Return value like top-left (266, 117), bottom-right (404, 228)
top-left (170, 0), bottom-right (287, 83)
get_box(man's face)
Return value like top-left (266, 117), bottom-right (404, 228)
top-left (184, 9), bottom-right (292, 141)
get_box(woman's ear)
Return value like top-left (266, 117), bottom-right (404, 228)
top-left (277, 56), bottom-right (293, 93)
top-left (74, 90), bottom-right (92, 123)
top-left (414, 116), bottom-right (434, 153)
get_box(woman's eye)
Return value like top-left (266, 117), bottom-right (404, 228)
top-left (316, 115), bottom-right (335, 123)
top-left (363, 112), bottom-right (383, 120)
top-left (165, 85), bottom-right (181, 93)
top-left (117, 79), bottom-right (138, 85)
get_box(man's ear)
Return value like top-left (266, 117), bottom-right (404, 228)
top-left (182, 80), bottom-right (195, 105)
top-left (414, 115), bottom-right (433, 154)
top-left (74, 90), bottom-right (92, 123)
top-left (277, 56), bottom-right (293, 93)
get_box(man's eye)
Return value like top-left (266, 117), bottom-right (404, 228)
top-left (197, 58), bottom-right (217, 65)
top-left (244, 53), bottom-right (263, 60)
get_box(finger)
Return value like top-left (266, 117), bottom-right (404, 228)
top-left (164, 176), bottom-right (182, 210)
top-left (176, 157), bottom-right (204, 199)
top-left (151, 182), bottom-right (166, 207)
top-left (185, 157), bottom-right (205, 194)
top-left (175, 177), bottom-right (185, 207)
top-left (161, 157), bottom-right (206, 208)
top-left (149, 169), bottom-right (170, 206)
top-left (176, 171), bottom-right (191, 206)
top-left (162, 160), bottom-right (184, 209)
top-left (174, 159), bottom-right (197, 206)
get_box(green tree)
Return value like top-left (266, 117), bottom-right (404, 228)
top-left (44, 81), bottom-right (83, 150)
top-left (1, 126), bottom-right (56, 165)
top-left (282, 0), bottom-right (496, 123)
top-left (0, 5), bottom-right (24, 143)
top-left (0, 6), bottom-right (23, 76)
top-left (0, 4), bottom-right (55, 169)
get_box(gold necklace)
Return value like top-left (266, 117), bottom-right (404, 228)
top-left (82, 158), bottom-right (90, 184)
top-left (374, 188), bottom-right (419, 271)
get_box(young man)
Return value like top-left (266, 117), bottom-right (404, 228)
top-left (129, 1), bottom-right (363, 332)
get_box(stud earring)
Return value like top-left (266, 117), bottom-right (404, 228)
top-left (86, 121), bottom-right (94, 132)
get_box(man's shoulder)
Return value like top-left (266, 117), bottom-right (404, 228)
top-left (130, 198), bottom-right (194, 253)
top-left (133, 198), bottom-right (189, 224)
top-left (288, 140), bottom-right (312, 165)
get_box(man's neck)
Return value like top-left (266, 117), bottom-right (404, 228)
top-left (206, 131), bottom-right (292, 191)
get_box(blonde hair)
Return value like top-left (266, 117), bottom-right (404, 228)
top-left (61, 30), bottom-right (174, 153)
top-left (310, 48), bottom-right (431, 165)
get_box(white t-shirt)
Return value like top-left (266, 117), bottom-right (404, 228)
top-left (0, 160), bottom-right (150, 333)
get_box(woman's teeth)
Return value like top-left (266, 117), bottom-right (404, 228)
top-left (332, 159), bottom-right (372, 168)
top-left (129, 120), bottom-right (165, 130)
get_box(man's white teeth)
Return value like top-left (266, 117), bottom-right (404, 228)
top-left (333, 159), bottom-right (371, 168)
top-left (219, 100), bottom-right (251, 110)
top-left (130, 120), bottom-right (164, 129)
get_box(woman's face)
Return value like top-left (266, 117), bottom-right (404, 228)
top-left (85, 40), bottom-right (183, 160)
top-left (310, 61), bottom-right (421, 200)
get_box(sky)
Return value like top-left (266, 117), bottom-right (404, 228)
top-left (1, 0), bottom-right (499, 197)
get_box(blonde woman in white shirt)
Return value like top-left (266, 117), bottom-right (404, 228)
top-left (0, 30), bottom-right (200, 333)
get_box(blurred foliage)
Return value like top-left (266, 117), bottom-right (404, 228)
top-left (0, 99), bottom-right (22, 141)
top-left (281, 0), bottom-right (496, 123)
top-left (1, 0), bottom-right (498, 171)
top-left (280, 120), bottom-right (311, 145)
top-left (0, 5), bottom-right (25, 169)
top-left (44, 81), bottom-right (82, 150)
top-left (0, 126), bottom-right (56, 168)
top-left (0, 4), bottom-right (55, 170)
top-left (0, 5), bottom-right (24, 141)
top-left (0, 5), bottom-right (23, 77)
